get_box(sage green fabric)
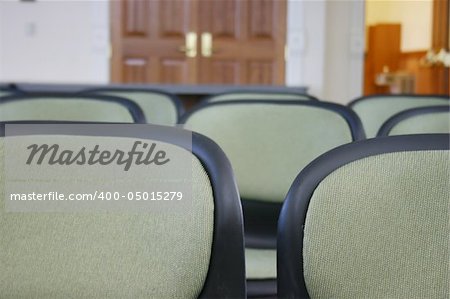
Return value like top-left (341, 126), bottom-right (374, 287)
top-left (0, 90), bottom-right (12, 97)
top-left (184, 104), bottom-right (353, 202)
top-left (303, 150), bottom-right (449, 299)
top-left (245, 248), bottom-right (277, 279)
top-left (0, 135), bottom-right (214, 298)
top-left (208, 92), bottom-right (312, 102)
top-left (351, 96), bottom-right (449, 138)
top-left (387, 111), bottom-right (450, 136)
top-left (0, 98), bottom-right (135, 122)
top-left (94, 91), bottom-right (178, 125)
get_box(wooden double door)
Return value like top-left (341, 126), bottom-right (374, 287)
top-left (111, 0), bottom-right (286, 85)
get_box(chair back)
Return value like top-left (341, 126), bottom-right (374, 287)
top-left (377, 105), bottom-right (450, 136)
top-left (0, 93), bottom-right (146, 123)
top-left (0, 122), bottom-right (245, 298)
top-left (82, 88), bottom-right (183, 125)
top-left (278, 134), bottom-right (449, 298)
top-left (349, 94), bottom-right (449, 137)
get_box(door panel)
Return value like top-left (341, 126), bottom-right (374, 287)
top-left (160, 58), bottom-right (190, 83)
top-left (159, 1), bottom-right (190, 37)
top-left (198, 0), bottom-right (286, 85)
top-left (210, 60), bottom-right (240, 84)
top-left (209, 1), bottom-right (239, 38)
top-left (111, 0), bottom-right (286, 85)
top-left (248, 60), bottom-right (274, 85)
top-left (111, 0), bottom-right (197, 84)
top-left (123, 58), bottom-right (148, 83)
top-left (123, 0), bottom-right (149, 36)
top-left (249, 0), bottom-right (275, 39)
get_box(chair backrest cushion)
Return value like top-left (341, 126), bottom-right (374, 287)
top-left (349, 95), bottom-right (449, 137)
top-left (305, 150), bottom-right (448, 298)
top-left (0, 94), bottom-right (144, 123)
top-left (182, 101), bottom-right (363, 203)
top-left (278, 134), bottom-right (449, 298)
top-left (83, 89), bottom-right (182, 125)
top-left (377, 106), bottom-right (450, 136)
top-left (0, 90), bottom-right (13, 97)
top-left (205, 91), bottom-right (317, 103)
top-left (0, 133), bottom-right (215, 298)
top-left (0, 122), bottom-right (246, 298)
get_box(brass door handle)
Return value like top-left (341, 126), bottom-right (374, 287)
top-left (179, 32), bottom-right (197, 58)
top-left (201, 32), bottom-right (217, 57)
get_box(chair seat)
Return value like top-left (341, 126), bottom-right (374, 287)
top-left (245, 248), bottom-right (277, 279)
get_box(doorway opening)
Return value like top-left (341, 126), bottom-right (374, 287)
top-left (364, 0), bottom-right (449, 96)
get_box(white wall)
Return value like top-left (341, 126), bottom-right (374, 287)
top-left (0, 0), bottom-right (110, 83)
top-left (286, 0), bottom-right (327, 98)
top-left (324, 0), bottom-right (365, 103)
top-left (286, 0), bottom-right (365, 104)
top-left (366, 0), bottom-right (433, 51)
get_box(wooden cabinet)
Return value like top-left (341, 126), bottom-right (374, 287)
top-left (364, 24), bottom-right (401, 95)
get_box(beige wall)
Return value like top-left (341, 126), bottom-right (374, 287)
top-left (366, 0), bottom-right (433, 52)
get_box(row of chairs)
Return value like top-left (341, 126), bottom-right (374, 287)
top-left (1, 85), bottom-right (449, 136)
top-left (0, 123), bottom-right (447, 298)
top-left (0, 87), bottom-right (181, 125)
top-left (181, 100), bottom-right (363, 296)
top-left (0, 86), bottom-right (315, 125)
top-left (177, 98), bottom-right (448, 297)
top-left (1, 85), bottom-right (449, 297)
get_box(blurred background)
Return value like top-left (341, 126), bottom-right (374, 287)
top-left (0, 0), bottom-right (448, 105)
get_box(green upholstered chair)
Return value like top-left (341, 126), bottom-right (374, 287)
top-left (81, 88), bottom-right (183, 125)
top-left (204, 91), bottom-right (318, 103)
top-left (377, 105), bottom-right (450, 136)
top-left (278, 134), bottom-right (449, 298)
top-left (349, 94), bottom-right (449, 138)
top-left (0, 93), bottom-right (145, 123)
top-left (0, 122), bottom-right (245, 298)
top-left (0, 90), bottom-right (13, 97)
top-left (0, 85), bottom-right (21, 97)
top-left (180, 100), bottom-right (365, 297)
